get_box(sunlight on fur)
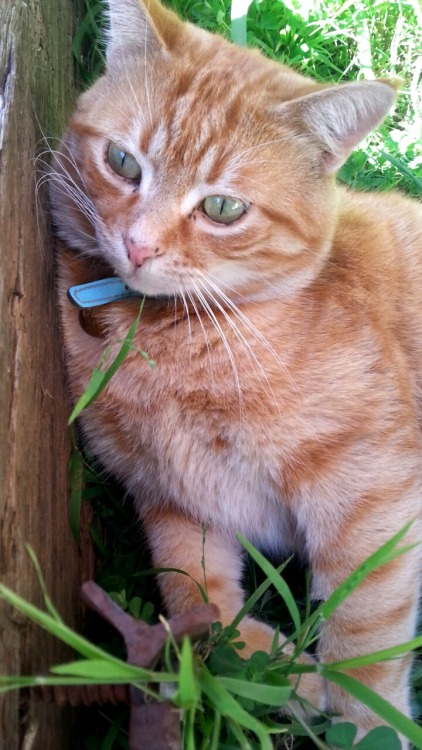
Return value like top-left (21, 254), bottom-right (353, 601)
top-left (47, 0), bottom-right (422, 746)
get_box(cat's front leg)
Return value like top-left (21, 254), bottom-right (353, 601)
top-left (143, 507), bottom-right (324, 712)
top-left (310, 511), bottom-right (421, 749)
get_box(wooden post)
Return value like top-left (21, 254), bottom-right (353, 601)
top-left (0, 0), bottom-right (92, 747)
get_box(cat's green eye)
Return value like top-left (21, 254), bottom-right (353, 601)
top-left (107, 142), bottom-right (142, 182)
top-left (201, 195), bottom-right (247, 224)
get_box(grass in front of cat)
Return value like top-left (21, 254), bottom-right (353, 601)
top-left (2, 518), bottom-right (422, 750)
top-left (66, 460), bottom-right (422, 750)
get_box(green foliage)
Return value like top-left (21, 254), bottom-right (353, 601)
top-left (68, 299), bottom-right (155, 426)
top-left (73, 0), bottom-right (105, 84)
top-left (326, 722), bottom-right (401, 750)
top-left (2, 533), bottom-right (422, 749)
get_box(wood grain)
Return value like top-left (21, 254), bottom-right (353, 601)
top-left (0, 0), bottom-right (93, 747)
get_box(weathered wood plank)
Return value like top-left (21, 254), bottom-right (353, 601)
top-left (0, 1), bottom-right (92, 747)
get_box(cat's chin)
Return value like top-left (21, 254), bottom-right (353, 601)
top-left (121, 271), bottom-right (179, 299)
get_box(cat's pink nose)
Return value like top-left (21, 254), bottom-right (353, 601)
top-left (124, 236), bottom-right (156, 267)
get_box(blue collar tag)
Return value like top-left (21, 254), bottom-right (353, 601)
top-left (67, 278), bottom-right (141, 309)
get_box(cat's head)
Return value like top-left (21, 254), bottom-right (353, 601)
top-left (50, 0), bottom-right (397, 302)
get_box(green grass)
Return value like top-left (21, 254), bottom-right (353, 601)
top-left (2, 527), bottom-right (422, 749)
top-left (42, 0), bottom-right (422, 747)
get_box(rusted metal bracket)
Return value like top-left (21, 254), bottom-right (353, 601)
top-left (33, 581), bottom-right (219, 750)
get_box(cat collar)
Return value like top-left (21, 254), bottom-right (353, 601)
top-left (67, 278), bottom-right (140, 309)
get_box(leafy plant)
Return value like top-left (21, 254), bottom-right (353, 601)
top-left (2, 530), bottom-right (422, 749)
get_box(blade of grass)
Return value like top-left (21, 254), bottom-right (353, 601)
top-left (102, 712), bottom-right (128, 750)
top-left (184, 704), bottom-right (197, 750)
top-left (237, 534), bottom-right (301, 634)
top-left (177, 636), bottom-right (200, 709)
top-left (209, 709), bottom-right (222, 750)
top-left (50, 659), bottom-right (155, 681)
top-left (68, 299), bottom-right (147, 424)
top-left (0, 675), bottom-right (50, 693)
top-left (25, 545), bottom-right (63, 623)
top-left (302, 522), bottom-right (418, 647)
top-left (227, 719), bottom-right (254, 749)
top-left (321, 668), bottom-right (422, 749)
top-left (0, 583), bottom-right (155, 677)
top-left (135, 566), bottom-right (208, 604)
top-left (379, 151), bottom-right (422, 192)
top-left (0, 674), bottom-right (152, 692)
top-left (200, 664), bottom-right (272, 750)
top-left (230, 558), bottom-right (292, 630)
top-left (218, 676), bottom-right (291, 706)
top-left (288, 704), bottom-right (330, 750)
top-left (323, 632), bottom-right (422, 671)
top-left (320, 525), bottom-right (418, 622)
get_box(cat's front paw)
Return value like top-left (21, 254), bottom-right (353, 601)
top-left (235, 616), bottom-right (325, 716)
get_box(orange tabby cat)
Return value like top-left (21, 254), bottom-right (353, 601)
top-left (50, 0), bottom-right (422, 744)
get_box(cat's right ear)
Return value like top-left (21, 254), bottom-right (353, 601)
top-left (105, 0), bottom-right (179, 69)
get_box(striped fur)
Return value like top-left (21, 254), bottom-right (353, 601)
top-left (49, 0), bottom-right (422, 743)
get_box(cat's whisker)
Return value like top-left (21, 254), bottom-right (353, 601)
top-left (35, 171), bottom-right (92, 223)
top-left (111, 54), bottom-right (148, 126)
top-left (184, 285), bottom-right (216, 385)
top-left (199, 272), bottom-right (275, 350)
top-left (32, 134), bottom-right (66, 247)
top-left (143, 0), bottom-right (155, 129)
top-left (191, 281), bottom-right (243, 409)
top-left (31, 116), bottom-right (62, 245)
top-left (43, 168), bottom-right (101, 228)
top-left (230, 135), bottom-right (291, 163)
top-left (204, 271), bottom-right (259, 306)
top-left (171, 289), bottom-right (180, 335)
top-left (177, 284), bottom-right (195, 371)
top-left (195, 277), bottom-right (282, 410)
top-left (57, 143), bottom-right (90, 186)
top-left (39, 177), bottom-right (100, 248)
top-left (177, 284), bottom-right (192, 342)
top-left (47, 175), bottom-right (99, 227)
top-left (36, 152), bottom-right (97, 213)
top-left (172, 292), bottom-right (180, 344)
top-left (199, 272), bottom-right (282, 359)
top-left (207, 278), bottom-right (300, 399)
top-left (35, 143), bottom-right (91, 195)
top-left (42, 168), bottom-right (96, 221)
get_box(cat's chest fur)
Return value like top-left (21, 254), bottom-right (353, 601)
top-left (66, 292), bottom-right (301, 548)
top-left (60, 245), bottom-right (420, 555)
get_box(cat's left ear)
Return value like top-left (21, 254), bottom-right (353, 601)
top-left (278, 80), bottom-right (398, 174)
top-left (105, 0), bottom-right (183, 69)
